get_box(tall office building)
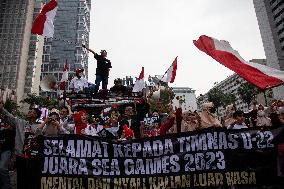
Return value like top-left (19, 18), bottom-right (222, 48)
top-left (40, 0), bottom-right (91, 95)
top-left (25, 1), bottom-right (45, 95)
top-left (253, 0), bottom-right (284, 99)
top-left (0, 0), bottom-right (43, 103)
top-left (172, 87), bottom-right (197, 112)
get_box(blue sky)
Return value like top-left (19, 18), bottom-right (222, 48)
top-left (88, 0), bottom-right (265, 96)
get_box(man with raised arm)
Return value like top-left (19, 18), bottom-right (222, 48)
top-left (0, 101), bottom-right (41, 154)
top-left (82, 45), bottom-right (112, 92)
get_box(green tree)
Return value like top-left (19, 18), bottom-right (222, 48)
top-left (222, 93), bottom-right (236, 108)
top-left (207, 87), bottom-right (225, 114)
top-left (237, 82), bottom-right (259, 107)
top-left (197, 94), bottom-right (204, 105)
top-left (148, 87), bottom-right (175, 113)
top-left (3, 99), bottom-right (25, 118)
top-left (21, 94), bottom-right (59, 109)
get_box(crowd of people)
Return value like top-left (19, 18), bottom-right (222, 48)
top-left (0, 46), bottom-right (284, 188)
top-left (0, 91), bottom-right (284, 188)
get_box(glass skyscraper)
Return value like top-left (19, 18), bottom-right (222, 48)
top-left (0, 0), bottom-right (41, 103)
top-left (253, 0), bottom-right (284, 99)
top-left (254, 0), bottom-right (284, 70)
top-left (40, 0), bottom-right (91, 95)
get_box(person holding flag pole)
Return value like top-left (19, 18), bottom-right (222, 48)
top-left (82, 45), bottom-right (112, 92)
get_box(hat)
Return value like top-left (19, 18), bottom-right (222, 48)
top-left (75, 68), bottom-right (84, 75)
top-left (123, 125), bottom-right (134, 139)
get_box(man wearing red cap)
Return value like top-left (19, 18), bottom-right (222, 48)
top-left (82, 45), bottom-right (112, 92)
top-left (70, 68), bottom-right (88, 93)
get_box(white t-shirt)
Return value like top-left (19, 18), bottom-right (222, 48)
top-left (70, 77), bottom-right (88, 92)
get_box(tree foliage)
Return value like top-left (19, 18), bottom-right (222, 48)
top-left (148, 87), bottom-right (175, 113)
top-left (3, 99), bottom-right (25, 118)
top-left (21, 94), bottom-right (59, 109)
top-left (207, 88), bottom-right (237, 112)
top-left (207, 87), bottom-right (224, 111)
top-left (237, 82), bottom-right (259, 106)
top-left (222, 93), bottom-right (237, 107)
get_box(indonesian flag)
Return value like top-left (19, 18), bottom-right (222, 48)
top-left (194, 35), bottom-right (284, 89)
top-left (161, 57), bottom-right (178, 83)
top-left (31, 0), bottom-right (58, 38)
top-left (59, 61), bottom-right (68, 90)
top-left (132, 67), bottom-right (145, 92)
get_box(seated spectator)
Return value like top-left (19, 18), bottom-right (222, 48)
top-left (69, 68), bottom-right (88, 93)
top-left (227, 110), bottom-right (248, 129)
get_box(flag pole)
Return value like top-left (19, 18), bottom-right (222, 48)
top-left (63, 59), bottom-right (67, 106)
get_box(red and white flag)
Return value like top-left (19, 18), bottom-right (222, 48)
top-left (31, 0), bottom-right (58, 38)
top-left (193, 35), bottom-right (284, 89)
top-left (132, 67), bottom-right (145, 92)
top-left (161, 56), bottom-right (178, 83)
top-left (59, 61), bottom-right (68, 90)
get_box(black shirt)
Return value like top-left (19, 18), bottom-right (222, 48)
top-left (94, 53), bottom-right (112, 77)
